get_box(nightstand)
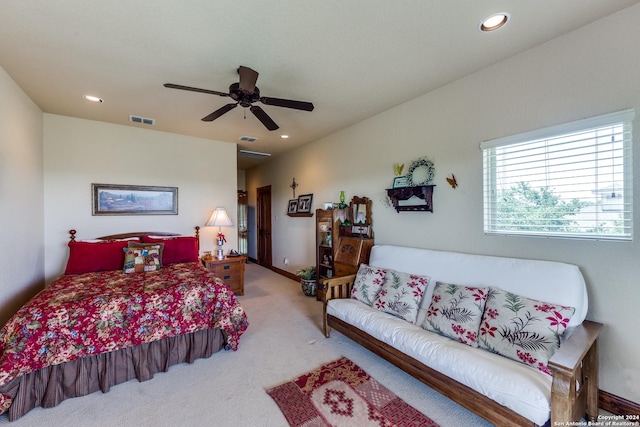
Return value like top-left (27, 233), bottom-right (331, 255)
top-left (202, 256), bottom-right (246, 295)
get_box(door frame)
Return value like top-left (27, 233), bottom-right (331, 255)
top-left (256, 185), bottom-right (272, 268)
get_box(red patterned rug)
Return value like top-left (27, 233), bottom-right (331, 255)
top-left (266, 357), bottom-right (439, 427)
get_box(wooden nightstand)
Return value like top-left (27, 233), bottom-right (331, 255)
top-left (202, 256), bottom-right (246, 295)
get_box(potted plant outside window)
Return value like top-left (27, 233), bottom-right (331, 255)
top-left (296, 266), bottom-right (317, 297)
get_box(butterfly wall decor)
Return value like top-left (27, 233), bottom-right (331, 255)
top-left (446, 174), bottom-right (458, 189)
top-left (394, 163), bottom-right (405, 176)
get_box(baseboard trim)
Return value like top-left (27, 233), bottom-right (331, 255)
top-left (270, 265), bottom-right (298, 282)
top-left (600, 390), bottom-right (640, 416)
top-left (263, 261), bottom-right (640, 417)
top-left (246, 259), bottom-right (298, 282)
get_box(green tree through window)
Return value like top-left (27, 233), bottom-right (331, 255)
top-left (497, 183), bottom-right (586, 233)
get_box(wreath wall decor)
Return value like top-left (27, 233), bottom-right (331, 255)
top-left (406, 157), bottom-right (435, 186)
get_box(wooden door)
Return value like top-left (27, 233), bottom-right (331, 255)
top-left (256, 185), bottom-right (272, 268)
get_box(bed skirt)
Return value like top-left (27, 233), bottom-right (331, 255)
top-left (0, 327), bottom-right (226, 421)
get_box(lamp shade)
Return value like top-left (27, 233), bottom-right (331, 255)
top-left (205, 207), bottom-right (233, 227)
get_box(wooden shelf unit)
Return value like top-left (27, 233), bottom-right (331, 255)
top-left (315, 196), bottom-right (374, 300)
top-left (386, 185), bottom-right (435, 212)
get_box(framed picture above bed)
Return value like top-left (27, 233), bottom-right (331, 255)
top-left (92, 183), bottom-right (178, 215)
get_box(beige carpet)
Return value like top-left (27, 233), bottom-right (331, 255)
top-left (0, 263), bottom-right (492, 427)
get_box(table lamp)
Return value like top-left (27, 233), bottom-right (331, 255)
top-left (205, 207), bottom-right (233, 260)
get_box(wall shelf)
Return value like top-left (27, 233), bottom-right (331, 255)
top-left (386, 185), bottom-right (435, 212)
top-left (287, 212), bottom-right (313, 217)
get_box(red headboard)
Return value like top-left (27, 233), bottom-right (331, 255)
top-left (68, 226), bottom-right (201, 251)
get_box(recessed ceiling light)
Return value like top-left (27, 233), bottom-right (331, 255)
top-left (280, 135), bottom-right (289, 139)
top-left (480, 13), bottom-right (510, 32)
top-left (83, 95), bottom-right (103, 103)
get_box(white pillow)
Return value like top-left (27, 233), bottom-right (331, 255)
top-left (372, 269), bottom-right (430, 324)
top-left (422, 282), bottom-right (488, 347)
top-left (478, 287), bottom-right (575, 375)
top-left (350, 264), bottom-right (387, 306)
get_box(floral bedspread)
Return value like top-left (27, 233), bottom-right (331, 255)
top-left (0, 262), bottom-right (248, 414)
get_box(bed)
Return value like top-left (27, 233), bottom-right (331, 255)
top-left (0, 228), bottom-right (248, 421)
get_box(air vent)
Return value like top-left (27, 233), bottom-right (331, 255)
top-left (129, 115), bottom-right (155, 125)
top-left (238, 149), bottom-right (271, 158)
top-left (239, 136), bottom-right (258, 142)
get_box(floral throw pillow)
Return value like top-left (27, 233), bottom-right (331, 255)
top-left (478, 287), bottom-right (575, 375)
top-left (422, 282), bottom-right (488, 347)
top-left (372, 269), bottom-right (430, 324)
top-left (350, 264), bottom-right (387, 306)
top-left (123, 244), bottom-right (163, 273)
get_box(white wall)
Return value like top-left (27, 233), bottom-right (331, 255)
top-left (43, 114), bottom-right (238, 281)
top-left (0, 67), bottom-right (44, 327)
top-left (246, 5), bottom-right (640, 403)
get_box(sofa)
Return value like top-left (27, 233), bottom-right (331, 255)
top-left (323, 244), bottom-right (602, 427)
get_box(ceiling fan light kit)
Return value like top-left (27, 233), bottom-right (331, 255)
top-left (164, 66), bottom-right (314, 131)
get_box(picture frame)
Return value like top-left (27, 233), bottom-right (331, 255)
top-left (297, 194), bottom-right (313, 213)
top-left (92, 184), bottom-right (178, 216)
top-left (287, 199), bottom-right (299, 214)
top-left (392, 176), bottom-right (409, 188)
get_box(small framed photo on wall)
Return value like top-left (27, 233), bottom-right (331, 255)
top-left (392, 176), bottom-right (408, 188)
top-left (287, 199), bottom-right (299, 214)
top-left (297, 194), bottom-right (313, 213)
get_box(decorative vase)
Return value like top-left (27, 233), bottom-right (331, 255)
top-left (301, 279), bottom-right (316, 297)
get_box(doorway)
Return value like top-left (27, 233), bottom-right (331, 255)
top-left (237, 190), bottom-right (248, 255)
top-left (256, 185), bottom-right (272, 268)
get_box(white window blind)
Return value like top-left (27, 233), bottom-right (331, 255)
top-left (482, 109), bottom-right (634, 240)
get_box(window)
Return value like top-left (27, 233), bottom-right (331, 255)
top-left (482, 109), bottom-right (634, 240)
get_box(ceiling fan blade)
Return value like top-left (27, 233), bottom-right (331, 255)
top-left (250, 105), bottom-right (279, 131)
top-left (260, 97), bottom-right (314, 111)
top-left (238, 66), bottom-right (259, 93)
top-left (164, 83), bottom-right (228, 97)
top-left (202, 103), bottom-right (237, 121)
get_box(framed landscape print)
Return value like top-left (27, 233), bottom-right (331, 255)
top-left (92, 184), bottom-right (178, 215)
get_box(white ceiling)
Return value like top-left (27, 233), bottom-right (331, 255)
top-left (1, 1), bottom-right (638, 169)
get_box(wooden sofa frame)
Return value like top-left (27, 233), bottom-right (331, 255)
top-left (322, 274), bottom-right (602, 427)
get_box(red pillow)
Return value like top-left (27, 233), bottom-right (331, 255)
top-left (141, 236), bottom-right (199, 264)
top-left (64, 240), bottom-right (130, 275)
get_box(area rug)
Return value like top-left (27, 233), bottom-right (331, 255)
top-left (266, 357), bottom-right (439, 427)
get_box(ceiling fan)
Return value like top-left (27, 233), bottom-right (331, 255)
top-left (164, 66), bottom-right (314, 131)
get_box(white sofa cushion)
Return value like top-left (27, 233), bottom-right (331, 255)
top-left (327, 298), bottom-right (552, 425)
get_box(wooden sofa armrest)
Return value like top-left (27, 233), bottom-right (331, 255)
top-left (548, 320), bottom-right (603, 425)
top-left (322, 274), bottom-right (356, 337)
